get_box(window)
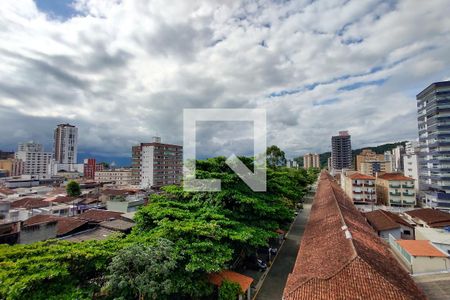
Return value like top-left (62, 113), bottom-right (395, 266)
top-left (403, 230), bottom-right (411, 235)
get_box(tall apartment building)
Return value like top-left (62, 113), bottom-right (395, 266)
top-left (417, 81), bottom-right (450, 210)
top-left (392, 145), bottom-right (406, 172)
top-left (331, 131), bottom-right (352, 172)
top-left (303, 153), bottom-right (320, 169)
top-left (15, 142), bottom-right (52, 175)
top-left (403, 141), bottom-right (420, 195)
top-left (54, 124), bottom-right (78, 164)
top-left (132, 137), bottom-right (183, 189)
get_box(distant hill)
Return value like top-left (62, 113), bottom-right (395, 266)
top-left (295, 141), bottom-right (407, 168)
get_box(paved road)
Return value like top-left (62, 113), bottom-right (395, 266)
top-left (255, 197), bottom-right (313, 300)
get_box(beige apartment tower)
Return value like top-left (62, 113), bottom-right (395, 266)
top-left (303, 153), bottom-right (320, 169)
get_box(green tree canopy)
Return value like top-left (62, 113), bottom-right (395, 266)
top-left (266, 145), bottom-right (286, 168)
top-left (106, 239), bottom-right (178, 300)
top-left (66, 180), bottom-right (81, 197)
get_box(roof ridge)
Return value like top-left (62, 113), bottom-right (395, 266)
top-left (328, 179), bottom-right (358, 260)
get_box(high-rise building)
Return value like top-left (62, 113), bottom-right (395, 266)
top-left (303, 153), bottom-right (320, 169)
top-left (131, 137), bottom-right (183, 189)
top-left (417, 81), bottom-right (450, 210)
top-left (54, 124), bottom-right (78, 164)
top-left (392, 145), bottom-right (405, 172)
top-left (331, 131), bottom-right (352, 172)
top-left (15, 142), bottom-right (52, 175)
top-left (403, 141), bottom-right (420, 195)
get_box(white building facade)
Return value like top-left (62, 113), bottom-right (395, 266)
top-left (15, 142), bottom-right (53, 176)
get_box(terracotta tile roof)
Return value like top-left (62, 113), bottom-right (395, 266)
top-left (382, 210), bottom-right (414, 228)
top-left (364, 210), bottom-right (400, 232)
top-left (0, 188), bottom-right (15, 195)
top-left (377, 173), bottom-right (414, 181)
top-left (405, 208), bottom-right (450, 228)
top-left (102, 189), bottom-right (133, 196)
top-left (396, 240), bottom-right (448, 257)
top-left (10, 198), bottom-right (48, 209)
top-left (44, 195), bottom-right (80, 204)
top-left (283, 171), bottom-right (426, 300)
top-left (208, 270), bottom-right (253, 293)
top-left (76, 209), bottom-right (123, 223)
top-left (24, 215), bottom-right (88, 236)
top-left (347, 172), bottom-right (375, 180)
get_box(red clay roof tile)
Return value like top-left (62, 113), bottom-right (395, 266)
top-left (283, 171), bottom-right (426, 300)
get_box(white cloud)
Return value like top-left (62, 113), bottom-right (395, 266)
top-left (0, 0), bottom-right (449, 161)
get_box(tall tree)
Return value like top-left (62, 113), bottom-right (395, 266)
top-left (106, 239), bottom-right (178, 300)
top-left (266, 145), bottom-right (286, 168)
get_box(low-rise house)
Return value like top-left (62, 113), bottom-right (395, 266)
top-left (106, 197), bottom-right (145, 213)
top-left (24, 215), bottom-right (89, 238)
top-left (364, 210), bottom-right (401, 240)
top-left (19, 220), bottom-right (58, 244)
top-left (415, 227), bottom-right (450, 255)
top-left (341, 172), bottom-right (376, 204)
top-left (62, 227), bottom-right (117, 242)
top-left (364, 209), bottom-right (415, 240)
top-left (389, 237), bottom-right (450, 274)
top-left (76, 209), bottom-right (123, 224)
top-left (209, 270), bottom-right (254, 300)
top-left (404, 208), bottom-right (450, 228)
top-left (99, 219), bottom-right (134, 234)
top-left (376, 173), bottom-right (416, 207)
top-left (0, 221), bottom-right (20, 244)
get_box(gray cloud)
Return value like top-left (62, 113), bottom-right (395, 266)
top-left (0, 0), bottom-right (449, 161)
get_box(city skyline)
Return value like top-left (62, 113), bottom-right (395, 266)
top-left (1, 1), bottom-right (450, 161)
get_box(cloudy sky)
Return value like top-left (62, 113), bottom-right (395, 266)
top-left (0, 0), bottom-right (449, 164)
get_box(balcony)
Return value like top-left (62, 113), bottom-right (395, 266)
top-left (402, 184), bottom-right (414, 189)
top-left (353, 191), bottom-right (363, 194)
top-left (403, 192), bottom-right (415, 197)
top-left (390, 192), bottom-right (401, 196)
top-left (389, 184), bottom-right (401, 188)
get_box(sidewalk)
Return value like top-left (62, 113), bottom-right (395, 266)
top-left (254, 202), bottom-right (312, 300)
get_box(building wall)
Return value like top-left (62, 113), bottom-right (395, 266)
top-left (342, 174), bottom-right (376, 204)
top-left (360, 161), bottom-right (392, 176)
top-left (15, 142), bottom-right (53, 175)
top-left (18, 222), bottom-right (57, 244)
top-left (376, 178), bottom-right (416, 207)
top-left (0, 159), bottom-right (24, 176)
top-left (411, 256), bottom-right (450, 274)
top-left (379, 228), bottom-right (401, 240)
top-left (404, 154), bottom-right (419, 193)
top-left (95, 170), bottom-right (132, 185)
top-left (356, 149), bottom-right (385, 171)
top-left (303, 153), bottom-right (320, 169)
top-left (417, 81), bottom-right (450, 210)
